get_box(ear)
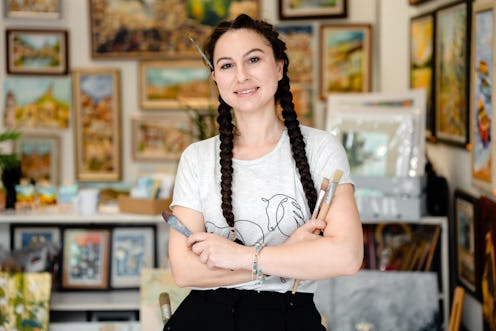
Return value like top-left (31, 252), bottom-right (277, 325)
top-left (211, 71), bottom-right (216, 82)
top-left (277, 60), bottom-right (284, 81)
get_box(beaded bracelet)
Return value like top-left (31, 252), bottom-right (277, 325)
top-left (251, 242), bottom-right (266, 285)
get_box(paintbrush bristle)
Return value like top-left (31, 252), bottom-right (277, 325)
top-left (332, 169), bottom-right (344, 183)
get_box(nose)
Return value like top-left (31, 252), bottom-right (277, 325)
top-left (235, 64), bottom-right (248, 82)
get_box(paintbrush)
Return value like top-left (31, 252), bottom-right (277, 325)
top-left (292, 169), bottom-right (344, 294)
top-left (188, 35), bottom-right (214, 70)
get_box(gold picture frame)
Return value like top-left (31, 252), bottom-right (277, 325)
top-left (139, 60), bottom-right (216, 110)
top-left (319, 24), bottom-right (373, 100)
top-left (131, 113), bottom-right (193, 161)
top-left (89, 0), bottom-right (260, 59)
top-left (72, 68), bottom-right (122, 181)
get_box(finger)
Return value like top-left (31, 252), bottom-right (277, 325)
top-left (199, 250), bottom-right (209, 264)
top-left (186, 232), bottom-right (206, 248)
top-left (190, 242), bottom-right (204, 255)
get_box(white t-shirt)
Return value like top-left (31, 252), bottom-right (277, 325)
top-left (171, 125), bottom-right (353, 293)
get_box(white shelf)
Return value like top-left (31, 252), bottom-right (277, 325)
top-left (50, 290), bottom-right (140, 311)
top-left (0, 210), bottom-right (162, 224)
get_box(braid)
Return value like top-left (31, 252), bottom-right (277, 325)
top-left (217, 97), bottom-right (235, 227)
top-left (278, 74), bottom-right (317, 212)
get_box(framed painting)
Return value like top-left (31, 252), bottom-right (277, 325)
top-left (111, 226), bottom-right (156, 288)
top-left (6, 29), bottom-right (68, 75)
top-left (61, 228), bottom-right (110, 290)
top-left (319, 24), bottom-right (373, 100)
top-left (278, 0), bottom-right (347, 20)
top-left (89, 0), bottom-right (260, 59)
top-left (326, 90), bottom-right (426, 176)
top-left (72, 68), bottom-right (122, 182)
top-left (138, 60), bottom-right (216, 110)
top-left (12, 225), bottom-right (61, 250)
top-left (3, 76), bottom-right (71, 129)
top-left (480, 196), bottom-right (496, 330)
top-left (453, 189), bottom-right (482, 300)
top-left (3, 0), bottom-right (62, 19)
top-left (409, 0), bottom-right (434, 5)
top-left (435, 0), bottom-right (471, 147)
top-left (14, 134), bottom-right (61, 185)
top-left (470, 0), bottom-right (495, 194)
top-left (131, 113), bottom-right (193, 161)
top-left (326, 107), bottom-right (415, 177)
top-left (409, 12), bottom-right (435, 141)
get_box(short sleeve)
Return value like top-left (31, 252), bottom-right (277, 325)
top-left (170, 144), bottom-right (202, 212)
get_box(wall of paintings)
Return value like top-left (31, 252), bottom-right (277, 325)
top-left (0, 0), bottom-right (379, 187)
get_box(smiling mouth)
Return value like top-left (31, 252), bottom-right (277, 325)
top-left (235, 87), bottom-right (258, 95)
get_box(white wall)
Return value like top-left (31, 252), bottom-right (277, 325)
top-left (0, 0), bottom-right (486, 329)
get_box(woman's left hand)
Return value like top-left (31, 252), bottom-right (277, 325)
top-left (187, 232), bottom-right (250, 271)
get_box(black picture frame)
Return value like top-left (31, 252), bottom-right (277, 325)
top-left (453, 189), bottom-right (482, 301)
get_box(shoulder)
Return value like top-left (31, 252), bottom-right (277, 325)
top-left (181, 135), bottom-right (219, 161)
top-left (300, 125), bottom-right (341, 150)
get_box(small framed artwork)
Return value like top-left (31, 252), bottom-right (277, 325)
top-left (12, 225), bottom-right (61, 250)
top-left (470, 0), bottom-right (495, 193)
top-left (3, 0), bottom-right (62, 19)
top-left (3, 77), bottom-right (71, 129)
top-left (409, 12), bottom-right (435, 141)
top-left (278, 0), bottom-right (347, 20)
top-left (111, 227), bottom-right (156, 288)
top-left (435, 0), bottom-right (471, 147)
top-left (277, 25), bottom-right (314, 84)
top-left (131, 114), bottom-right (193, 161)
top-left (139, 60), bottom-right (216, 110)
top-left (453, 189), bottom-right (482, 300)
top-left (61, 228), bottom-right (110, 290)
top-left (72, 68), bottom-right (122, 182)
top-left (319, 24), bottom-right (373, 100)
top-left (6, 29), bottom-right (69, 75)
top-left (15, 134), bottom-right (61, 185)
top-left (479, 195), bottom-right (496, 329)
top-left (89, 0), bottom-right (259, 59)
top-left (409, 0), bottom-right (434, 5)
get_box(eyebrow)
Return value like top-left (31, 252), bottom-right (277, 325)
top-left (215, 48), bottom-right (265, 65)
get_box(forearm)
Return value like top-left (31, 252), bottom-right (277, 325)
top-left (258, 236), bottom-right (363, 280)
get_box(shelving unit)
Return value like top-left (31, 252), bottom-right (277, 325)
top-left (0, 210), bottom-right (169, 326)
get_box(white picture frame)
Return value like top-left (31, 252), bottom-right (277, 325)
top-left (326, 90), bottom-right (426, 177)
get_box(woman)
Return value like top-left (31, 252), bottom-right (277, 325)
top-left (165, 14), bottom-right (363, 331)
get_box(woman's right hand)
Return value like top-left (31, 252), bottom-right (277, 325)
top-left (283, 218), bottom-right (326, 246)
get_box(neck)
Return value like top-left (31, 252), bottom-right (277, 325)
top-left (234, 115), bottom-right (284, 147)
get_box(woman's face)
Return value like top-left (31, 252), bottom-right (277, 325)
top-left (211, 28), bottom-right (283, 114)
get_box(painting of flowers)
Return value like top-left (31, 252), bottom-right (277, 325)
top-left (0, 272), bottom-right (52, 331)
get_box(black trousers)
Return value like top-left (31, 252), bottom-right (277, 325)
top-left (163, 288), bottom-right (326, 331)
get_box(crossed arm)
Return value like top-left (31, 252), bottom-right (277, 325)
top-left (168, 183), bottom-right (363, 288)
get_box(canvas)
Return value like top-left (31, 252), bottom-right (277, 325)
top-left (0, 272), bottom-right (52, 331)
top-left (315, 270), bottom-right (439, 331)
top-left (140, 268), bottom-right (190, 331)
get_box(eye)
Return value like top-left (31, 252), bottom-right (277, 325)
top-left (248, 57), bottom-right (260, 64)
top-left (219, 62), bottom-right (233, 70)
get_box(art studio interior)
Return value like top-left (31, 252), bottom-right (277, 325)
top-left (0, 0), bottom-right (495, 330)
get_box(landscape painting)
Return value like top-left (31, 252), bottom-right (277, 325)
top-left (3, 77), bottom-right (71, 129)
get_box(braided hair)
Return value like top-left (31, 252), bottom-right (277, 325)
top-left (203, 14), bottom-right (317, 231)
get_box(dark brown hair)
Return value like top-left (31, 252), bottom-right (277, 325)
top-left (203, 14), bottom-right (317, 230)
